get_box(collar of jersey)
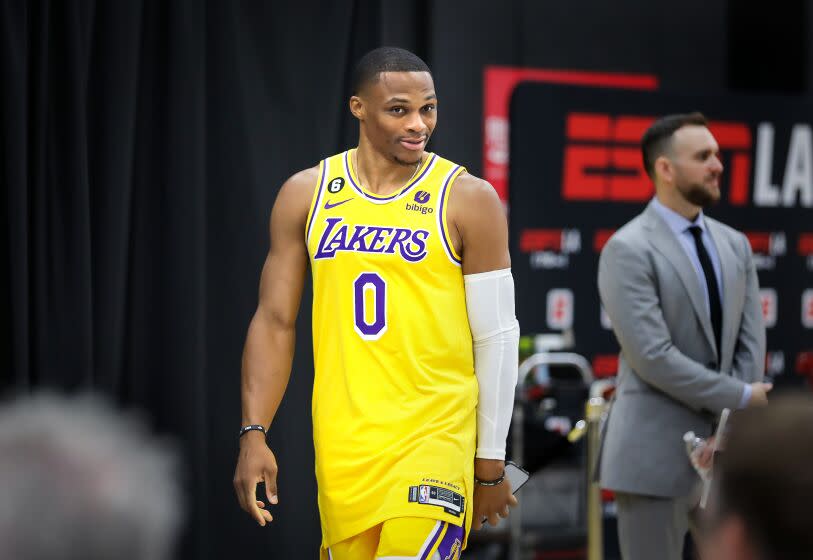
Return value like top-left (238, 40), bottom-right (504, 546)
top-left (344, 149), bottom-right (437, 204)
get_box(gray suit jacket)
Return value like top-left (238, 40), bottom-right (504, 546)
top-left (597, 201), bottom-right (765, 498)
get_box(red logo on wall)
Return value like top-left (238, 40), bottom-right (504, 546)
top-left (760, 289), bottom-right (778, 328)
top-left (803, 290), bottom-right (813, 328)
top-left (592, 354), bottom-right (619, 378)
top-left (799, 233), bottom-right (813, 255)
top-left (546, 289), bottom-right (574, 330)
top-left (520, 229), bottom-right (582, 253)
top-left (561, 113), bottom-right (752, 204)
top-left (745, 232), bottom-right (787, 256)
top-left (796, 351), bottom-right (813, 378)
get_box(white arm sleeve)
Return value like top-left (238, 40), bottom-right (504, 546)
top-left (464, 268), bottom-right (520, 460)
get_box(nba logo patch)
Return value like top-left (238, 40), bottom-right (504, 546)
top-left (419, 485), bottom-right (429, 503)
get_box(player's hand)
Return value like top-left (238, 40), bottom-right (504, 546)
top-left (472, 459), bottom-right (518, 530)
top-left (233, 431), bottom-right (279, 526)
top-left (748, 382), bottom-right (773, 407)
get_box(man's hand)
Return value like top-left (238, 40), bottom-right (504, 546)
top-left (233, 431), bottom-right (279, 526)
top-left (695, 436), bottom-right (716, 470)
top-left (748, 382), bottom-right (773, 406)
top-left (472, 459), bottom-right (518, 530)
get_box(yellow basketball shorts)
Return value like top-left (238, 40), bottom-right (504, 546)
top-left (320, 517), bottom-right (464, 560)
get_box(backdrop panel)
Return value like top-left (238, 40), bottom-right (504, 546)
top-left (509, 83), bottom-right (813, 388)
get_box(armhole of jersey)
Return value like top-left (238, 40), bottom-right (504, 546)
top-left (305, 159), bottom-right (328, 245)
top-left (437, 164), bottom-right (465, 266)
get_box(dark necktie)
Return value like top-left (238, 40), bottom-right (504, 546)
top-left (688, 226), bottom-right (722, 357)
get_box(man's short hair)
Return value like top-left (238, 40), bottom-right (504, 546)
top-left (640, 112), bottom-right (709, 179)
top-left (351, 47), bottom-right (431, 95)
top-left (714, 394), bottom-right (813, 559)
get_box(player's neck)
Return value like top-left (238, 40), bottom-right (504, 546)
top-left (354, 141), bottom-right (421, 196)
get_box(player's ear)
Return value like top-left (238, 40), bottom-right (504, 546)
top-left (349, 96), bottom-right (364, 121)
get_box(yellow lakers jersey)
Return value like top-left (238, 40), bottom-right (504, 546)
top-left (305, 149), bottom-right (477, 548)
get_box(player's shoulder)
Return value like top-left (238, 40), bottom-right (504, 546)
top-left (449, 171), bottom-right (500, 205)
top-left (284, 165), bottom-right (321, 193)
top-left (277, 164), bottom-right (320, 204)
top-left (271, 164), bottom-right (321, 226)
top-left (446, 171), bottom-right (505, 235)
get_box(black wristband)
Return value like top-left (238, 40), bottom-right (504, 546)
top-left (239, 424), bottom-right (266, 438)
top-left (474, 471), bottom-right (505, 486)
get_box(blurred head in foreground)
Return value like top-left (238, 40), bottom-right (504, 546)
top-left (701, 393), bottom-right (813, 560)
top-left (0, 393), bottom-right (181, 560)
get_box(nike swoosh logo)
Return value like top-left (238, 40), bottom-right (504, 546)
top-left (324, 198), bottom-right (352, 210)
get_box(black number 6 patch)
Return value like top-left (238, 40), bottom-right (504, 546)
top-left (328, 177), bottom-right (345, 193)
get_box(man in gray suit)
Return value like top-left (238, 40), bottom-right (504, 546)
top-left (597, 112), bottom-right (772, 560)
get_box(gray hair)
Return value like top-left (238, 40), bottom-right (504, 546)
top-left (0, 393), bottom-right (182, 560)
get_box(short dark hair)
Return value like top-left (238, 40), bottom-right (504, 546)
top-left (351, 47), bottom-right (432, 95)
top-left (640, 112), bottom-right (708, 179)
top-left (714, 394), bottom-right (813, 559)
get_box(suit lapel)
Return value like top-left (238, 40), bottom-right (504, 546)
top-left (706, 219), bottom-right (740, 367)
top-left (642, 203), bottom-right (718, 357)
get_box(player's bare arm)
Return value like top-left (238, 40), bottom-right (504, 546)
top-left (233, 166), bottom-right (318, 527)
top-left (448, 173), bottom-right (520, 530)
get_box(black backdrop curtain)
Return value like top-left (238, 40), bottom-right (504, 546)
top-left (2, 1), bottom-right (809, 558)
top-left (1, 1), bottom-right (447, 556)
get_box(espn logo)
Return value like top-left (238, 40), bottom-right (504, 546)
top-left (745, 232), bottom-right (787, 256)
top-left (520, 229), bottom-right (581, 253)
top-left (561, 113), bottom-right (751, 204)
top-left (760, 289), bottom-right (778, 328)
top-left (522, 229), bottom-right (581, 270)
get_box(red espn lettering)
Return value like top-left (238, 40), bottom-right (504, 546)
top-left (562, 113), bottom-right (752, 205)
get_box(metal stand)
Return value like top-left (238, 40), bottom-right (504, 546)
top-left (585, 395), bottom-right (605, 560)
top-left (509, 351), bottom-right (596, 560)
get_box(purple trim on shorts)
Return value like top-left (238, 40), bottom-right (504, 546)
top-left (306, 160), bottom-right (328, 243)
top-left (420, 522), bottom-right (446, 560)
top-left (435, 523), bottom-right (464, 558)
top-left (437, 166), bottom-right (463, 265)
top-left (344, 151), bottom-right (436, 202)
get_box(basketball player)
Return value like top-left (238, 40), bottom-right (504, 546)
top-left (233, 47), bottom-right (520, 559)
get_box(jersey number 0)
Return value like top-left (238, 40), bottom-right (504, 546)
top-left (353, 272), bottom-right (387, 340)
